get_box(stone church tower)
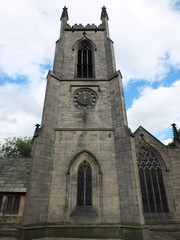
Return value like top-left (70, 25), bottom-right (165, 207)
top-left (20, 6), bottom-right (149, 240)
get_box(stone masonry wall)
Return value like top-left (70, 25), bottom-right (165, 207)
top-left (110, 75), bottom-right (145, 225)
top-left (53, 30), bottom-right (109, 80)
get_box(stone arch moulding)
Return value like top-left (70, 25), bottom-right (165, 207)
top-left (66, 150), bottom-right (102, 217)
top-left (67, 150), bottom-right (102, 174)
top-left (72, 33), bottom-right (97, 51)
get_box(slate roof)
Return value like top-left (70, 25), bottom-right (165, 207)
top-left (0, 157), bottom-right (31, 192)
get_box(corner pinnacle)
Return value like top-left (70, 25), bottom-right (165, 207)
top-left (101, 6), bottom-right (109, 20)
top-left (60, 6), bottom-right (69, 21)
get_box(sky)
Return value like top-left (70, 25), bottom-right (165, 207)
top-left (0, 0), bottom-right (180, 145)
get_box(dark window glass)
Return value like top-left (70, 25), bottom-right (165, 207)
top-left (86, 166), bottom-right (92, 206)
top-left (137, 146), bottom-right (169, 213)
top-left (78, 50), bottom-right (81, 64)
top-left (139, 168), bottom-right (149, 213)
top-left (151, 168), bottom-right (162, 213)
top-left (157, 168), bottom-right (169, 212)
top-left (13, 196), bottom-right (20, 213)
top-left (77, 161), bottom-right (92, 206)
top-left (77, 50), bottom-right (82, 78)
top-left (5, 196), bottom-right (13, 213)
top-left (77, 41), bottom-right (93, 78)
top-left (77, 167), bottom-right (84, 206)
top-left (145, 169), bottom-right (155, 212)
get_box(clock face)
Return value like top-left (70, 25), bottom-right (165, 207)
top-left (74, 88), bottom-right (97, 109)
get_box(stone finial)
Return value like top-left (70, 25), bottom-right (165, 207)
top-left (140, 132), bottom-right (144, 139)
top-left (171, 123), bottom-right (180, 144)
top-left (60, 6), bottom-right (69, 21)
top-left (33, 124), bottom-right (40, 138)
top-left (101, 6), bottom-right (109, 20)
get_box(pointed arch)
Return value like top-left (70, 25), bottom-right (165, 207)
top-left (66, 151), bottom-right (102, 216)
top-left (136, 142), bottom-right (169, 213)
top-left (73, 36), bottom-right (96, 78)
top-left (67, 150), bottom-right (102, 175)
top-left (72, 34), bottom-right (97, 51)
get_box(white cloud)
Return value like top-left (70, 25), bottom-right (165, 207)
top-left (1, 0), bottom-right (180, 81)
top-left (0, 0), bottom-right (57, 78)
top-left (127, 80), bottom-right (180, 139)
top-left (0, 0), bottom-right (180, 142)
top-left (111, 0), bottom-right (180, 84)
top-left (161, 138), bottom-right (173, 145)
top-left (0, 80), bottom-right (46, 142)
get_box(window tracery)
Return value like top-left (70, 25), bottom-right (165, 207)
top-left (137, 146), bottom-right (169, 213)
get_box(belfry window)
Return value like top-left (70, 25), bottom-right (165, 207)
top-left (137, 146), bottom-right (169, 213)
top-left (77, 41), bottom-right (93, 78)
top-left (77, 160), bottom-right (92, 206)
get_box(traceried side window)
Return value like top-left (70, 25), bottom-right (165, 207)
top-left (137, 146), bottom-right (169, 213)
top-left (77, 41), bottom-right (93, 78)
top-left (77, 160), bottom-right (92, 206)
top-left (4, 195), bottom-right (20, 214)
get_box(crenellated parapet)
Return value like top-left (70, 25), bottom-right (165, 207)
top-left (60, 6), bottom-right (108, 34)
top-left (63, 22), bottom-right (105, 31)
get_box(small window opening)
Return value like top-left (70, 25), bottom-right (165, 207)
top-left (5, 195), bottom-right (20, 214)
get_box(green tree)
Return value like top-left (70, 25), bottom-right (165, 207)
top-left (0, 137), bottom-right (32, 159)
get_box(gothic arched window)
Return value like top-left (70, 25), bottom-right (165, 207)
top-left (137, 146), bottom-right (169, 213)
top-left (77, 41), bottom-right (93, 78)
top-left (77, 160), bottom-right (92, 206)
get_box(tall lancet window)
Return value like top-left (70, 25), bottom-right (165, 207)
top-left (77, 41), bottom-right (93, 78)
top-left (77, 160), bottom-right (92, 206)
top-left (137, 146), bottom-right (169, 213)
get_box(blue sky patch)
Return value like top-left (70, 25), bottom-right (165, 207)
top-left (0, 73), bottom-right (28, 86)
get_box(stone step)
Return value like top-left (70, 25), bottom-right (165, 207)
top-left (31, 238), bottom-right (124, 240)
top-left (0, 238), bottom-right (124, 240)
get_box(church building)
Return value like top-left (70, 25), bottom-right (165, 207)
top-left (0, 6), bottom-right (180, 240)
